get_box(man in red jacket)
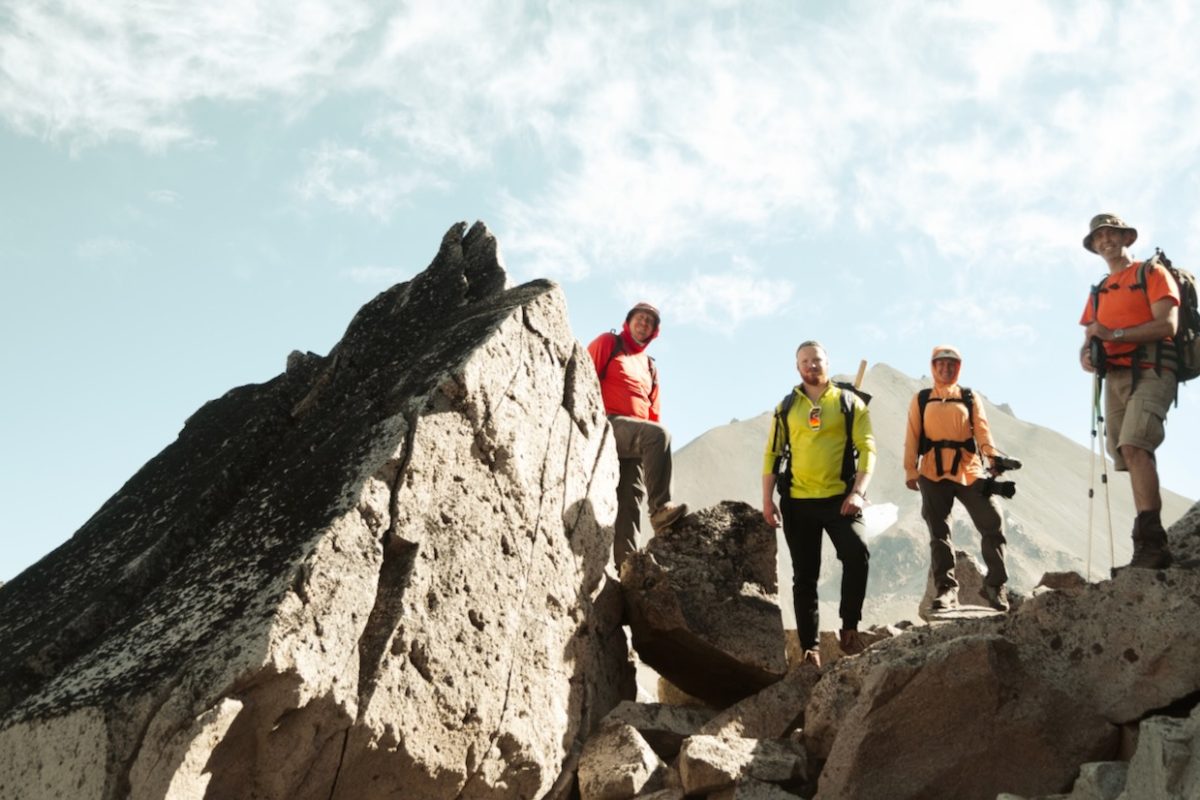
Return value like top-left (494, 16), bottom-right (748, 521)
top-left (588, 302), bottom-right (688, 566)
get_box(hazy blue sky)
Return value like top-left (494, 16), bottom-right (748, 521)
top-left (3, 1), bottom-right (1198, 581)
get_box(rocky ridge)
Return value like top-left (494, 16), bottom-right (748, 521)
top-left (0, 222), bottom-right (628, 799)
top-left (578, 501), bottom-right (1200, 799)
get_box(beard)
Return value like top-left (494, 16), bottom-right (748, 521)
top-left (801, 371), bottom-right (826, 387)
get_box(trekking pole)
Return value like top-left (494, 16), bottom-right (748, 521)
top-left (1099, 403), bottom-right (1115, 573)
top-left (1087, 338), bottom-right (1116, 573)
top-left (1087, 373), bottom-right (1098, 582)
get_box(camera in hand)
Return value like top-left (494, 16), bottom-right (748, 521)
top-left (981, 477), bottom-right (1017, 499)
top-left (982, 455), bottom-right (1021, 499)
top-left (991, 456), bottom-right (1022, 474)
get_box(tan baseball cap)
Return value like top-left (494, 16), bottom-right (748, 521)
top-left (930, 344), bottom-right (962, 362)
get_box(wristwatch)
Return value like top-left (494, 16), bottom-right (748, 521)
top-left (1113, 328), bottom-right (1126, 340)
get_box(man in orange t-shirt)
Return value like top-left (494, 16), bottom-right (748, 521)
top-left (588, 302), bottom-right (687, 566)
top-left (1079, 213), bottom-right (1180, 569)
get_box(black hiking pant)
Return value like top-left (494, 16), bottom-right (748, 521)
top-left (780, 495), bottom-right (870, 651)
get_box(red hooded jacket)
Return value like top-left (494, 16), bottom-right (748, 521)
top-left (587, 322), bottom-right (660, 421)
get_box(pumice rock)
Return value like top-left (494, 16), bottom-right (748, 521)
top-left (0, 221), bottom-right (628, 800)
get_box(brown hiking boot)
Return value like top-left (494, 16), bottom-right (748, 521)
top-left (1130, 523), bottom-right (1173, 570)
top-left (839, 629), bottom-right (864, 656)
top-left (650, 502), bottom-right (688, 533)
top-left (1129, 511), bottom-right (1173, 570)
top-left (979, 583), bottom-right (1009, 612)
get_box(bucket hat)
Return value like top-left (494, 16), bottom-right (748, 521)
top-left (1083, 213), bottom-right (1138, 253)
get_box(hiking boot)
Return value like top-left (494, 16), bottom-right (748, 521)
top-left (979, 583), bottom-right (1009, 612)
top-left (802, 648), bottom-right (822, 668)
top-left (650, 502), bottom-right (688, 533)
top-left (1129, 512), bottom-right (1173, 569)
top-left (930, 588), bottom-right (958, 613)
top-left (839, 629), bottom-right (864, 656)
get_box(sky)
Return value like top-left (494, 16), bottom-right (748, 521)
top-left (3, 0), bottom-right (1199, 582)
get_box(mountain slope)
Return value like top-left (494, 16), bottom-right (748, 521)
top-left (673, 363), bottom-right (1194, 627)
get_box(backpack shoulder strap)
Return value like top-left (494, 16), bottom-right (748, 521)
top-left (773, 389), bottom-right (797, 453)
top-left (916, 388), bottom-right (933, 454)
top-left (1091, 274), bottom-right (1111, 319)
top-left (597, 331), bottom-right (623, 381)
top-left (600, 332), bottom-right (659, 390)
top-left (838, 385), bottom-right (858, 491)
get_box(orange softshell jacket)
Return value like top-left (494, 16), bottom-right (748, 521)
top-left (903, 384), bottom-right (998, 485)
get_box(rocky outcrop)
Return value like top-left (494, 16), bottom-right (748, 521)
top-left (572, 501), bottom-right (1200, 800)
top-left (0, 222), bottom-right (628, 799)
top-left (807, 508), bottom-right (1200, 799)
top-left (621, 502), bottom-right (786, 707)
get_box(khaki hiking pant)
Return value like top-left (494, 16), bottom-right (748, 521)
top-left (1103, 367), bottom-right (1176, 470)
top-left (609, 415), bottom-right (675, 568)
top-left (918, 476), bottom-right (1008, 592)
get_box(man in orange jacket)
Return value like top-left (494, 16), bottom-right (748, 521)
top-left (1079, 213), bottom-right (1180, 569)
top-left (904, 345), bottom-right (1009, 612)
top-left (588, 302), bottom-right (688, 566)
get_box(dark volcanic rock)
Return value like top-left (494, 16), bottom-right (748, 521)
top-left (621, 501), bottom-right (786, 707)
top-left (0, 222), bottom-right (627, 799)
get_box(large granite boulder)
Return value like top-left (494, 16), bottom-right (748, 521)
top-left (0, 222), bottom-right (628, 800)
top-left (621, 501), bottom-right (786, 707)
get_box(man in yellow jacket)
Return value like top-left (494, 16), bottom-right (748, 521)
top-left (762, 341), bottom-right (875, 667)
top-left (903, 345), bottom-right (1009, 612)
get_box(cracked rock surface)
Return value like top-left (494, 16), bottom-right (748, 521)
top-left (0, 221), bottom-right (629, 800)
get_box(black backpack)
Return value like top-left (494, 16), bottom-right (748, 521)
top-left (772, 382), bottom-right (871, 497)
top-left (916, 387), bottom-right (976, 477)
top-left (1090, 249), bottom-right (1200, 384)
top-left (1144, 250), bottom-right (1200, 383)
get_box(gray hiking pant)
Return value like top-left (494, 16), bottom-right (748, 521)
top-left (918, 476), bottom-right (1008, 591)
top-left (609, 415), bottom-right (674, 567)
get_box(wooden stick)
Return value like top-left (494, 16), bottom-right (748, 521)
top-left (853, 359), bottom-right (867, 389)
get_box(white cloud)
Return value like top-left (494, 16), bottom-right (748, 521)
top-left (0, 0), bottom-right (372, 149)
top-left (294, 142), bottom-right (446, 218)
top-left (621, 269), bottom-right (795, 332)
top-left (148, 189), bottom-right (180, 205)
top-left (9, 0), bottom-right (1200, 296)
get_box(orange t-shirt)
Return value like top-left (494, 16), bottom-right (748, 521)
top-left (1079, 261), bottom-right (1180, 368)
